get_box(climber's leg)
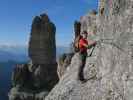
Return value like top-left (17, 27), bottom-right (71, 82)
top-left (78, 51), bottom-right (87, 81)
top-left (78, 61), bottom-right (85, 81)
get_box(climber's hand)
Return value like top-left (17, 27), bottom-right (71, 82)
top-left (87, 45), bottom-right (92, 49)
top-left (87, 41), bottom-right (96, 49)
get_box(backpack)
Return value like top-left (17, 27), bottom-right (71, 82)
top-left (74, 35), bottom-right (82, 52)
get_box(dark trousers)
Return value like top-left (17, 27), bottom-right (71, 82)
top-left (78, 51), bottom-right (87, 81)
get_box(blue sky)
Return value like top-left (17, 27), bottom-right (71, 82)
top-left (0, 0), bottom-right (98, 46)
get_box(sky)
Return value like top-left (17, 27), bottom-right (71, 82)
top-left (0, 0), bottom-right (98, 47)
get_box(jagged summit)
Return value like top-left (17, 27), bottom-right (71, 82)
top-left (40, 13), bottom-right (50, 22)
top-left (9, 13), bottom-right (58, 100)
top-left (29, 13), bottom-right (56, 64)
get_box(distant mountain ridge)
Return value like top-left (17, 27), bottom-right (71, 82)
top-left (0, 45), bottom-right (28, 62)
top-left (0, 45), bottom-right (69, 62)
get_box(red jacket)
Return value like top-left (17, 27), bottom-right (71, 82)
top-left (79, 38), bottom-right (88, 52)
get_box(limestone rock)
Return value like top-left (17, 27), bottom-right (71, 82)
top-left (9, 13), bottom-right (58, 100)
top-left (9, 87), bottom-right (48, 100)
top-left (45, 0), bottom-right (133, 100)
top-left (57, 53), bottom-right (74, 79)
top-left (74, 21), bottom-right (81, 37)
top-left (29, 13), bottom-right (56, 64)
top-left (31, 63), bottom-right (58, 90)
top-left (80, 10), bottom-right (97, 35)
top-left (11, 64), bottom-right (31, 88)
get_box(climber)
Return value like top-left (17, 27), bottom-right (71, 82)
top-left (78, 31), bottom-right (96, 82)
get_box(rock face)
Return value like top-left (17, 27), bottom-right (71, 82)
top-left (29, 14), bottom-right (56, 64)
top-left (74, 21), bottom-right (81, 38)
top-left (57, 53), bottom-right (74, 79)
top-left (9, 14), bottom-right (58, 100)
top-left (80, 9), bottom-right (97, 35)
top-left (45, 0), bottom-right (133, 100)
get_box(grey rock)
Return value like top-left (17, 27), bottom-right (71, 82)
top-left (12, 64), bottom-right (31, 88)
top-left (9, 13), bottom-right (58, 100)
top-left (9, 87), bottom-right (48, 100)
top-left (32, 64), bottom-right (58, 90)
top-left (57, 53), bottom-right (74, 79)
top-left (29, 13), bottom-right (56, 64)
top-left (74, 21), bottom-right (81, 37)
top-left (73, 21), bottom-right (81, 52)
top-left (80, 10), bottom-right (97, 35)
top-left (9, 87), bottom-right (34, 100)
top-left (28, 13), bottom-right (58, 90)
top-left (45, 0), bottom-right (133, 100)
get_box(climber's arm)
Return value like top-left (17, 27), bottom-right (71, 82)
top-left (88, 40), bottom-right (96, 45)
top-left (82, 43), bottom-right (88, 48)
top-left (87, 40), bottom-right (97, 49)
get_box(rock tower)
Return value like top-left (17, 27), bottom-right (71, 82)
top-left (9, 13), bottom-right (58, 100)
